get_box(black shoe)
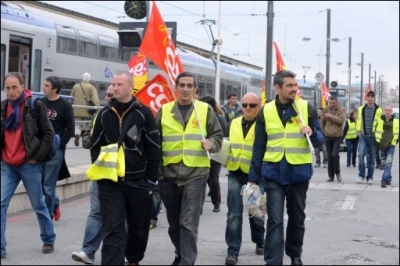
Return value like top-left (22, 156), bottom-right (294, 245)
top-left (74, 134), bottom-right (80, 147)
top-left (255, 243), bottom-right (264, 255)
top-left (171, 254), bottom-right (180, 265)
top-left (42, 244), bottom-right (54, 254)
top-left (225, 254), bottom-right (238, 265)
top-left (291, 257), bottom-right (303, 265)
top-left (381, 181), bottom-right (387, 188)
top-left (213, 205), bottom-right (220, 212)
top-left (327, 177), bottom-right (334, 182)
top-left (314, 164), bottom-right (321, 168)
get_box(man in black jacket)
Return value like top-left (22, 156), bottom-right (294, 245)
top-left (90, 71), bottom-right (161, 265)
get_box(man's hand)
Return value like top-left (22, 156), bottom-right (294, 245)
top-left (201, 139), bottom-right (212, 151)
top-left (324, 113), bottom-right (332, 119)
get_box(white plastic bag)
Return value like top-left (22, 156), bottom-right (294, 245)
top-left (241, 183), bottom-right (267, 219)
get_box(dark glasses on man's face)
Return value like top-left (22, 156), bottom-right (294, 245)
top-left (242, 103), bottom-right (258, 108)
top-left (105, 93), bottom-right (114, 98)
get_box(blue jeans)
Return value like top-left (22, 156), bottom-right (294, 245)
top-left (346, 139), bottom-right (358, 167)
top-left (42, 149), bottom-right (63, 218)
top-left (151, 184), bottom-right (162, 225)
top-left (82, 181), bottom-right (102, 261)
top-left (264, 179), bottom-right (309, 265)
top-left (358, 135), bottom-right (376, 180)
top-left (225, 170), bottom-right (265, 256)
top-left (380, 146), bottom-right (395, 184)
top-left (1, 161), bottom-right (56, 257)
top-left (159, 175), bottom-right (207, 265)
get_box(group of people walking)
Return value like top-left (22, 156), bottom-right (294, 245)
top-left (315, 90), bottom-right (398, 188)
top-left (1, 69), bottom-right (398, 266)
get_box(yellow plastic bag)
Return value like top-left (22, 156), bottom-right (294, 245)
top-left (86, 143), bottom-right (125, 182)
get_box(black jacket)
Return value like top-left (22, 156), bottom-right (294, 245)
top-left (90, 97), bottom-right (161, 183)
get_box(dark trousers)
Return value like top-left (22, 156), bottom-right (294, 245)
top-left (325, 136), bottom-right (342, 178)
top-left (264, 180), bottom-right (309, 265)
top-left (208, 160), bottom-right (222, 206)
top-left (98, 180), bottom-right (153, 265)
top-left (345, 138), bottom-right (359, 167)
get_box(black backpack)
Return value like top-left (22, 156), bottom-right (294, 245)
top-left (29, 96), bottom-right (60, 161)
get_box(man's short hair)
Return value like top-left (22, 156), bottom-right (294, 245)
top-left (82, 73), bottom-right (91, 81)
top-left (367, 91), bottom-right (375, 97)
top-left (227, 92), bottom-right (236, 99)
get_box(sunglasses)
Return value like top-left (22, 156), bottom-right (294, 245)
top-left (105, 93), bottom-right (114, 98)
top-left (242, 103), bottom-right (258, 108)
top-left (178, 83), bottom-right (194, 89)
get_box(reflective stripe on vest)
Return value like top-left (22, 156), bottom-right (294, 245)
top-left (161, 101), bottom-right (210, 167)
top-left (263, 100), bottom-right (312, 164)
top-left (345, 119), bottom-right (357, 139)
top-left (375, 117), bottom-right (399, 146)
top-left (226, 116), bottom-right (255, 173)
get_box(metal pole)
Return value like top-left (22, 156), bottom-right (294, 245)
top-left (380, 76), bottom-right (384, 107)
top-left (266, 1), bottom-right (274, 100)
top-left (374, 71), bottom-right (377, 91)
top-left (347, 37), bottom-right (352, 112)
top-left (359, 53), bottom-right (364, 106)
top-left (325, 8), bottom-right (331, 90)
top-left (214, 1), bottom-right (221, 104)
top-left (368, 63), bottom-right (371, 89)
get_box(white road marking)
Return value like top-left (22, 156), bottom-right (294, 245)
top-left (341, 194), bottom-right (358, 210)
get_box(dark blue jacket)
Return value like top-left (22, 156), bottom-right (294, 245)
top-left (248, 98), bottom-right (325, 185)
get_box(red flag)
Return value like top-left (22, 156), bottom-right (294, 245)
top-left (363, 83), bottom-right (372, 101)
top-left (128, 53), bottom-right (148, 95)
top-left (135, 74), bottom-right (176, 116)
top-left (273, 41), bottom-right (286, 72)
top-left (321, 82), bottom-right (331, 108)
top-left (139, 1), bottom-right (184, 88)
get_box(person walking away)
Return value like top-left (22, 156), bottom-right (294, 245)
top-left (71, 85), bottom-right (114, 264)
top-left (155, 71), bottom-right (223, 265)
top-left (356, 90), bottom-right (383, 184)
top-left (1, 72), bottom-right (56, 258)
top-left (40, 76), bottom-right (74, 221)
top-left (70, 72), bottom-right (99, 147)
top-left (90, 71), bottom-right (161, 265)
top-left (222, 92), bottom-right (243, 123)
top-left (249, 70), bottom-right (325, 265)
top-left (314, 107), bottom-right (328, 168)
top-left (199, 94), bottom-right (228, 213)
top-left (321, 96), bottom-right (346, 182)
top-left (375, 105), bottom-right (399, 188)
top-left (224, 92), bottom-right (266, 266)
top-left (343, 110), bottom-right (359, 167)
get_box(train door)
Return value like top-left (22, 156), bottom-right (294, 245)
top-left (8, 35), bottom-right (32, 89)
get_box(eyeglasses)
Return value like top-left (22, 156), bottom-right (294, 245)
top-left (178, 83), bottom-right (194, 89)
top-left (242, 103), bottom-right (258, 108)
top-left (105, 93), bottom-right (114, 98)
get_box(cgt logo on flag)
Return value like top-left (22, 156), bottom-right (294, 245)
top-left (135, 74), bottom-right (177, 116)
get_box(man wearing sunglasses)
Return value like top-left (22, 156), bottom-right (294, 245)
top-left (248, 70), bottom-right (325, 265)
top-left (224, 92), bottom-right (266, 266)
top-left (155, 71), bottom-right (223, 265)
top-left (356, 91), bottom-right (383, 185)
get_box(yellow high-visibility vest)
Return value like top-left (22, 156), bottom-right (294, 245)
top-left (375, 117), bottom-right (399, 146)
top-left (161, 101), bottom-right (210, 167)
top-left (356, 105), bottom-right (382, 134)
top-left (345, 119), bottom-right (357, 139)
top-left (263, 99), bottom-right (312, 164)
top-left (226, 117), bottom-right (255, 174)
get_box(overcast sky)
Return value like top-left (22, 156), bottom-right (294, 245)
top-left (41, 1), bottom-right (399, 88)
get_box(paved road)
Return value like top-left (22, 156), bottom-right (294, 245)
top-left (2, 146), bottom-right (399, 265)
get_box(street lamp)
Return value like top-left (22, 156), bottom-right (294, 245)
top-left (302, 36), bottom-right (340, 89)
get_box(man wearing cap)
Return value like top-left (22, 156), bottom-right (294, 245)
top-left (356, 91), bottom-right (382, 185)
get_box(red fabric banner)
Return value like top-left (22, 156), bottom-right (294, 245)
top-left (273, 41), bottom-right (286, 72)
top-left (139, 1), bottom-right (184, 88)
top-left (321, 82), bottom-right (331, 108)
top-left (135, 74), bottom-right (176, 116)
top-left (364, 83), bottom-right (372, 101)
top-left (128, 53), bottom-right (148, 94)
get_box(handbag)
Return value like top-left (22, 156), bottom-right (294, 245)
top-left (79, 83), bottom-right (97, 115)
top-left (86, 111), bottom-right (135, 182)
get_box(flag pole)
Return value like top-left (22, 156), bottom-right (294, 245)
top-left (293, 99), bottom-right (315, 154)
top-left (192, 99), bottom-right (211, 159)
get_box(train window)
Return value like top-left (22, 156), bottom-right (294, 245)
top-left (32, 49), bottom-right (42, 92)
top-left (78, 30), bottom-right (97, 58)
top-left (99, 34), bottom-right (116, 61)
top-left (60, 79), bottom-right (76, 96)
top-left (119, 49), bottom-right (136, 63)
top-left (56, 25), bottom-right (77, 54)
top-left (1, 44), bottom-right (5, 91)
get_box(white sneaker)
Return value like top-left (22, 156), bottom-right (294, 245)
top-left (71, 251), bottom-right (94, 264)
top-left (356, 177), bottom-right (365, 184)
top-left (368, 179), bottom-right (373, 185)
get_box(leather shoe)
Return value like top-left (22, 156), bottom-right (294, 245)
top-left (327, 177), bottom-right (334, 182)
top-left (291, 257), bottom-right (303, 265)
top-left (336, 174), bottom-right (342, 182)
top-left (213, 205), bottom-right (220, 212)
